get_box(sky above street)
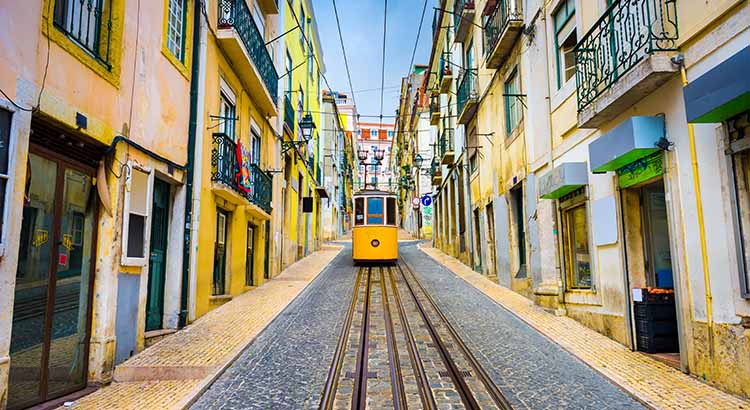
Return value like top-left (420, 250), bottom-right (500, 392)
top-left (315, 0), bottom-right (433, 123)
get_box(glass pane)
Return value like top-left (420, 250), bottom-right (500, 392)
top-left (386, 198), bottom-right (396, 225)
top-left (355, 198), bottom-right (364, 225)
top-left (647, 189), bottom-right (673, 288)
top-left (0, 108), bottom-right (11, 174)
top-left (569, 205), bottom-right (591, 287)
top-left (8, 154), bottom-right (58, 408)
top-left (48, 167), bottom-right (94, 397)
top-left (367, 197), bottom-right (384, 225)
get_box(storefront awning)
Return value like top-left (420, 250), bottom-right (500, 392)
top-left (684, 46), bottom-right (750, 123)
top-left (315, 185), bottom-right (329, 199)
top-left (538, 162), bottom-right (588, 199)
top-left (588, 116), bottom-right (664, 174)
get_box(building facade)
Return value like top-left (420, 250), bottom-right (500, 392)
top-left (420, 0), bottom-right (750, 398)
top-left (356, 121), bottom-right (395, 191)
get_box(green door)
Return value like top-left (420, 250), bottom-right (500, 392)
top-left (146, 179), bottom-right (170, 331)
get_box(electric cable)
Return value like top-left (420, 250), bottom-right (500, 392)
top-left (378, 0), bottom-right (389, 126)
top-left (331, 0), bottom-right (357, 109)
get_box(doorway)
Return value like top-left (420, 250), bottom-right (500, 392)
top-left (146, 179), bottom-right (170, 331)
top-left (9, 149), bottom-right (98, 409)
top-left (473, 208), bottom-right (483, 272)
top-left (245, 223), bottom-right (255, 286)
top-left (213, 209), bottom-right (229, 296)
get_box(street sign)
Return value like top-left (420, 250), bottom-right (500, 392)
top-left (411, 197), bottom-right (420, 207)
top-left (421, 195), bottom-right (432, 207)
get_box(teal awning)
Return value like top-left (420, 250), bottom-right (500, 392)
top-left (684, 46), bottom-right (750, 123)
top-left (538, 162), bottom-right (588, 199)
top-left (588, 116), bottom-right (664, 174)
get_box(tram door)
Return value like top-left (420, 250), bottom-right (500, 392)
top-left (9, 151), bottom-right (97, 409)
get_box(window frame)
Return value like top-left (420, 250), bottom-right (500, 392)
top-left (725, 111), bottom-right (750, 298)
top-left (121, 162), bottom-right (155, 267)
top-left (165, 0), bottom-right (188, 63)
top-left (504, 68), bottom-right (522, 136)
top-left (219, 78), bottom-right (237, 140)
top-left (0, 105), bottom-right (16, 256)
top-left (552, 0), bottom-right (577, 89)
top-left (559, 188), bottom-right (593, 290)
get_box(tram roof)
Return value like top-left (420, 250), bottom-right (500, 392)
top-left (353, 189), bottom-right (396, 197)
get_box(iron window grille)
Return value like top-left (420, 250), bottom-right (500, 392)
top-left (53, 0), bottom-right (113, 69)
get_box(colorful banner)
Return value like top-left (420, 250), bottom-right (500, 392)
top-left (235, 141), bottom-right (253, 193)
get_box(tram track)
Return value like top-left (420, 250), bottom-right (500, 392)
top-left (320, 262), bottom-right (513, 409)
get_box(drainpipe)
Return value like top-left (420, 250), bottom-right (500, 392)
top-left (179, 0), bottom-right (204, 328)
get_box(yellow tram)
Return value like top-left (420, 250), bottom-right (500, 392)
top-left (352, 190), bottom-right (398, 263)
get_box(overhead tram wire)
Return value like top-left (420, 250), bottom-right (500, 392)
top-left (331, 0), bottom-right (357, 109)
top-left (378, 0), bottom-right (389, 128)
top-left (406, 0), bottom-right (430, 78)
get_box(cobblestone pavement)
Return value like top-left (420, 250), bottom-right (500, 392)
top-left (418, 242), bottom-right (750, 410)
top-left (401, 242), bottom-right (646, 410)
top-left (191, 246), bottom-right (357, 410)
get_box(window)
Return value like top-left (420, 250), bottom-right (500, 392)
top-left (53, 0), bottom-right (112, 65)
top-left (386, 197), bottom-right (396, 225)
top-left (251, 0), bottom-right (265, 38)
top-left (367, 197), bottom-right (384, 224)
top-left (0, 109), bottom-right (11, 247)
top-left (553, 0), bottom-right (577, 88)
top-left (122, 166), bottom-right (153, 266)
top-left (561, 190), bottom-right (591, 289)
top-left (355, 197), bottom-right (365, 225)
top-left (371, 129), bottom-right (378, 139)
top-left (166, 0), bottom-right (187, 62)
top-left (220, 82), bottom-right (237, 139)
top-left (387, 131), bottom-right (394, 139)
top-left (286, 52), bottom-right (293, 94)
top-left (299, 5), bottom-right (306, 46)
top-left (504, 69), bottom-right (522, 135)
top-left (250, 127), bottom-right (262, 164)
top-left (727, 111), bottom-right (750, 298)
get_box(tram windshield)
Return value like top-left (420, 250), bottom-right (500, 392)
top-left (367, 197), bottom-right (384, 224)
top-left (386, 197), bottom-right (396, 225)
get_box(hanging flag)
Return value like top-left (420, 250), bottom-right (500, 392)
top-left (235, 141), bottom-right (252, 193)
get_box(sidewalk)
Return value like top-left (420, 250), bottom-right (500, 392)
top-left (60, 244), bottom-right (343, 410)
top-left (418, 243), bottom-right (750, 410)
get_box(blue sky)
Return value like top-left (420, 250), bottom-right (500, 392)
top-left (314, 0), bottom-right (433, 122)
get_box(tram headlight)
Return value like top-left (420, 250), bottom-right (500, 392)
top-left (371, 239), bottom-right (380, 248)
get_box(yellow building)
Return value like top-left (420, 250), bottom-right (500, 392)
top-left (191, 0), bottom-right (280, 319)
top-left (279, 0), bottom-right (327, 269)
top-left (0, 0), bottom-right (194, 407)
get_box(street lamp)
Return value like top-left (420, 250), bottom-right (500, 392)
top-left (414, 154), bottom-right (424, 169)
top-left (373, 148), bottom-right (385, 162)
top-left (299, 113), bottom-right (316, 141)
top-left (357, 149), bottom-right (369, 162)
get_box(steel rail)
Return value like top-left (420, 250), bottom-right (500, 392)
top-left (399, 259), bottom-right (514, 409)
top-left (379, 266), bottom-right (407, 410)
top-left (319, 267), bottom-right (365, 410)
top-left (351, 267), bottom-right (373, 410)
top-left (386, 265), bottom-right (437, 410)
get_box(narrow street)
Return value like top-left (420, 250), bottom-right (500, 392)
top-left (191, 242), bottom-right (644, 409)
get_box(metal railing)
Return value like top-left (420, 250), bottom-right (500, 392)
top-left (439, 128), bottom-right (455, 158)
top-left (483, 0), bottom-right (522, 56)
top-left (453, 0), bottom-right (475, 34)
top-left (284, 95), bottom-right (295, 131)
top-left (457, 69), bottom-right (477, 117)
top-left (211, 132), bottom-right (273, 213)
top-left (218, 0), bottom-right (279, 104)
top-left (574, 0), bottom-right (678, 112)
top-left (53, 0), bottom-right (113, 69)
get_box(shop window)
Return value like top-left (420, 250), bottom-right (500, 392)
top-left (504, 69), bottom-right (522, 135)
top-left (122, 165), bottom-right (154, 266)
top-left (166, 0), bottom-right (187, 62)
top-left (0, 108), bottom-right (10, 249)
top-left (386, 197), bottom-right (396, 225)
top-left (552, 0), bottom-right (576, 88)
top-left (355, 197), bottom-right (365, 225)
top-left (727, 111), bottom-right (750, 298)
top-left (367, 197), bottom-right (384, 225)
top-left (560, 189), bottom-right (591, 289)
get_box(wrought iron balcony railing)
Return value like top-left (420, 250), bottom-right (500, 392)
top-left (53, 0), bottom-right (113, 69)
top-left (284, 96), bottom-right (295, 132)
top-left (574, 0), bottom-right (678, 112)
top-left (211, 132), bottom-right (273, 213)
top-left (483, 0), bottom-right (522, 57)
top-left (457, 69), bottom-right (477, 117)
top-left (453, 0), bottom-right (475, 34)
top-left (218, 0), bottom-right (279, 104)
top-left (439, 128), bottom-right (455, 158)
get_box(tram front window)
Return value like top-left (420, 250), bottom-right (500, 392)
top-left (387, 197), bottom-right (396, 226)
top-left (367, 197), bottom-right (384, 225)
top-left (355, 198), bottom-right (365, 226)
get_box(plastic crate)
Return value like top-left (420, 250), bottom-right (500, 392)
top-left (637, 334), bottom-right (678, 353)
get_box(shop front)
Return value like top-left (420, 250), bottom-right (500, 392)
top-left (8, 117), bottom-right (104, 409)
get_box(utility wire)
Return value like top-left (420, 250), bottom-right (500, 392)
top-left (331, 0), bottom-right (357, 110)
top-left (407, 0), bottom-right (429, 77)
top-left (378, 0), bottom-right (388, 126)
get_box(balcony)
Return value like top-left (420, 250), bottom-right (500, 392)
top-left (575, 0), bottom-right (679, 128)
top-left (431, 161), bottom-right (442, 185)
top-left (484, 0), bottom-right (523, 69)
top-left (217, 0), bottom-right (279, 117)
top-left (457, 69), bottom-right (478, 124)
top-left (430, 96), bottom-right (440, 125)
top-left (211, 132), bottom-right (273, 214)
top-left (439, 128), bottom-right (455, 165)
top-left (284, 96), bottom-right (295, 134)
top-left (453, 0), bottom-right (476, 44)
top-left (439, 54), bottom-right (453, 94)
